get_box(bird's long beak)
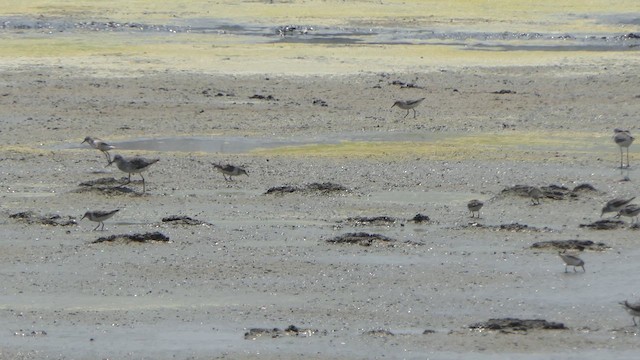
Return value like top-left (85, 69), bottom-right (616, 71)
top-left (80, 214), bottom-right (86, 220)
top-left (81, 139), bottom-right (87, 144)
top-left (106, 159), bottom-right (113, 167)
top-left (390, 104), bottom-right (396, 108)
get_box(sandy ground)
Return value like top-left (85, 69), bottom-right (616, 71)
top-left (1, 60), bottom-right (640, 359)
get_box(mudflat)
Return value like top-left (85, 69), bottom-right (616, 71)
top-left (1, 1), bottom-right (640, 359)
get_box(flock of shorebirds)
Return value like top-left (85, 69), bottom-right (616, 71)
top-left (80, 106), bottom-right (640, 326)
top-left (460, 128), bottom-right (639, 326)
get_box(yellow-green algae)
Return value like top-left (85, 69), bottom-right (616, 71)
top-left (251, 131), bottom-right (606, 161)
top-left (1, 1), bottom-right (638, 74)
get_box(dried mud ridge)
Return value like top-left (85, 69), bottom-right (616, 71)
top-left (244, 325), bottom-right (324, 340)
top-left (338, 214), bottom-right (431, 226)
top-left (464, 222), bottom-right (553, 232)
top-left (341, 216), bottom-right (397, 226)
top-left (500, 183), bottom-right (598, 201)
top-left (530, 240), bottom-right (610, 251)
top-left (326, 232), bottom-right (422, 247)
top-left (469, 318), bottom-right (567, 333)
top-left (579, 219), bottom-right (627, 230)
top-left (363, 329), bottom-right (436, 336)
top-left (9, 211), bottom-right (77, 226)
top-left (161, 215), bottom-right (212, 226)
top-left (76, 177), bottom-right (139, 195)
top-left (91, 231), bottom-right (170, 244)
top-left (265, 182), bottom-right (349, 195)
top-left (13, 329), bottom-right (47, 337)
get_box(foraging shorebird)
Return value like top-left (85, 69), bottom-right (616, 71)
top-left (82, 136), bottom-right (115, 163)
top-left (613, 129), bottom-right (634, 169)
top-left (391, 98), bottom-right (425, 119)
top-left (213, 163), bottom-right (248, 181)
top-left (620, 300), bottom-right (640, 326)
top-left (528, 187), bottom-right (543, 205)
top-left (558, 251), bottom-right (585, 273)
top-left (616, 204), bottom-right (640, 223)
top-left (467, 199), bottom-right (484, 218)
top-left (108, 154), bottom-right (159, 193)
top-left (601, 197), bottom-right (635, 217)
top-left (81, 209), bottom-right (119, 231)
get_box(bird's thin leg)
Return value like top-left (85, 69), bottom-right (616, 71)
top-left (581, 265), bottom-right (585, 272)
top-left (564, 265), bottom-right (568, 273)
top-left (573, 266), bottom-right (577, 272)
top-left (140, 173), bottom-right (146, 193)
top-left (93, 223), bottom-right (100, 231)
top-left (101, 222), bottom-right (106, 231)
top-left (620, 148), bottom-right (624, 169)
top-left (626, 148), bottom-right (630, 168)
top-left (403, 110), bottom-right (409, 119)
top-left (412, 108), bottom-right (417, 118)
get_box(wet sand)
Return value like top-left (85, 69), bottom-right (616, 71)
top-left (2, 2), bottom-right (640, 359)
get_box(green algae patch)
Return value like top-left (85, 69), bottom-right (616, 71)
top-left (251, 131), bottom-right (604, 161)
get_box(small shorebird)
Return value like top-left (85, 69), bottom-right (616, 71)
top-left (601, 197), bottom-right (636, 217)
top-left (467, 199), bottom-right (483, 218)
top-left (391, 98), bottom-right (425, 119)
top-left (558, 251), bottom-right (585, 273)
top-left (82, 136), bottom-right (115, 163)
top-left (81, 209), bottom-right (119, 231)
top-left (613, 128), bottom-right (634, 169)
top-left (620, 300), bottom-right (640, 326)
top-left (108, 154), bottom-right (160, 193)
top-left (616, 204), bottom-right (640, 223)
top-left (213, 163), bottom-right (248, 181)
top-left (528, 187), bottom-right (543, 205)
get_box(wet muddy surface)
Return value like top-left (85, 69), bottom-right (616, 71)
top-left (2, 15), bottom-right (639, 51)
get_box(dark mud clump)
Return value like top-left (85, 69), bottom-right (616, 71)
top-left (409, 213), bottom-right (430, 223)
top-left (464, 222), bottom-right (552, 232)
top-left (469, 318), bottom-right (567, 333)
top-left (326, 232), bottom-right (395, 246)
top-left (92, 231), bottom-right (170, 244)
top-left (579, 219), bottom-right (626, 230)
top-left (76, 177), bottom-right (137, 195)
top-left (326, 232), bottom-right (421, 247)
top-left (530, 239), bottom-right (609, 251)
top-left (249, 94), bottom-right (277, 101)
top-left (244, 325), bottom-right (322, 339)
top-left (500, 183), bottom-right (598, 200)
top-left (265, 182), bottom-right (348, 195)
top-left (342, 216), bottom-right (397, 226)
top-left (161, 215), bottom-right (212, 226)
top-left (363, 329), bottom-right (394, 337)
top-left (572, 183), bottom-right (598, 192)
top-left (9, 211), bottom-right (76, 226)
